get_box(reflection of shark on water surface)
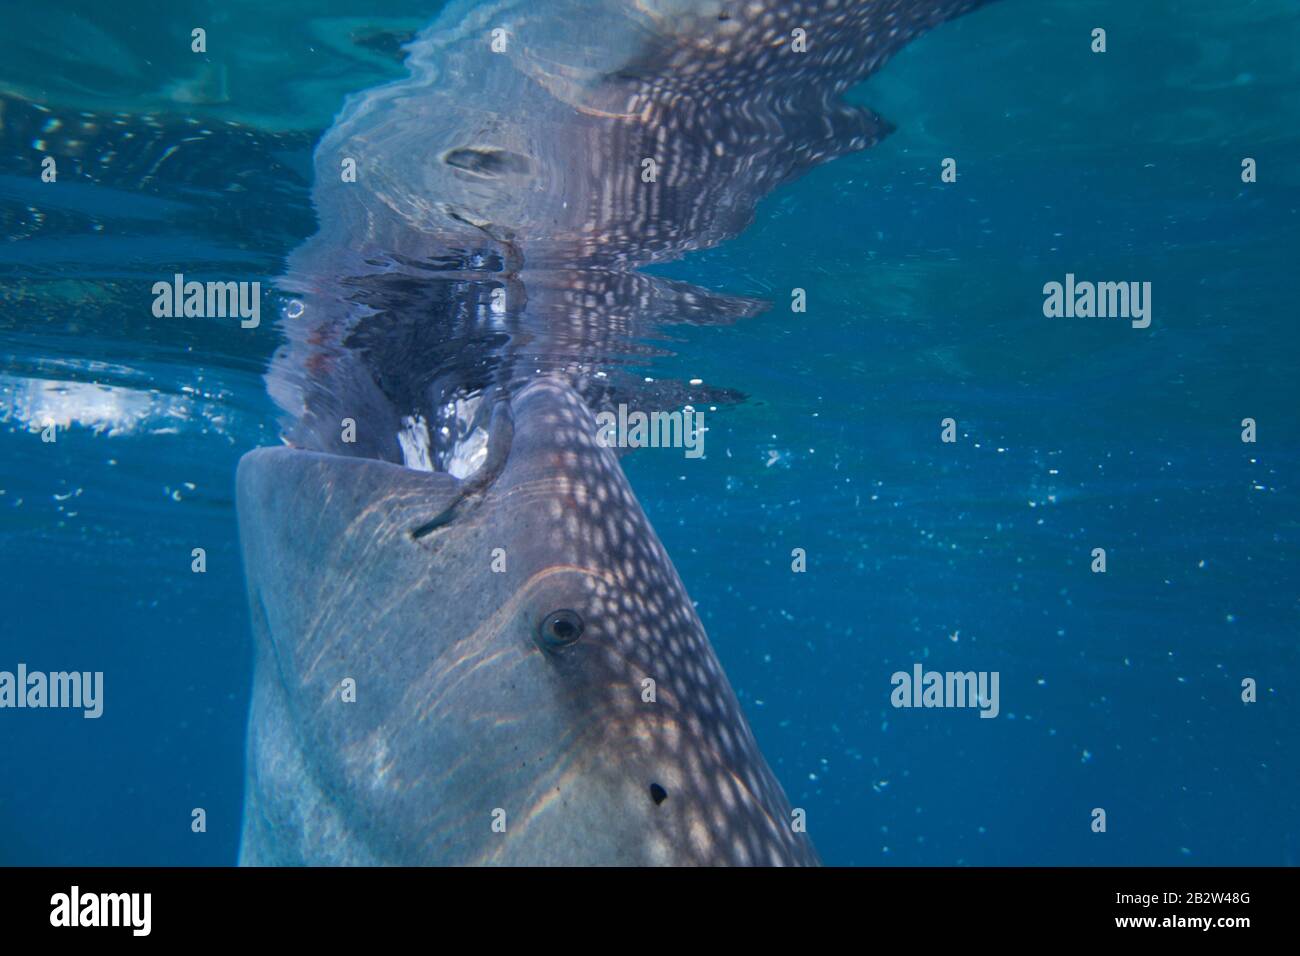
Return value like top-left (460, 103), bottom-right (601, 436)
top-left (237, 0), bottom-right (991, 865)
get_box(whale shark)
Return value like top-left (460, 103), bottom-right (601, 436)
top-left (238, 377), bottom-right (819, 864)
top-left (237, 0), bottom-right (991, 864)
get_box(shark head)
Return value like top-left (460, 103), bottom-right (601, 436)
top-left (237, 377), bottom-right (817, 865)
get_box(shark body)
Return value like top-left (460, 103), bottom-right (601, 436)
top-left (237, 0), bottom-right (991, 864)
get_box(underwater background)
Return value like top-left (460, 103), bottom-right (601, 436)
top-left (0, 0), bottom-right (1296, 866)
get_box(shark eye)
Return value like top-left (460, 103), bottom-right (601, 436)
top-left (539, 609), bottom-right (584, 649)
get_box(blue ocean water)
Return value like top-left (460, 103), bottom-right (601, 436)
top-left (1, 0), bottom-right (1296, 866)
